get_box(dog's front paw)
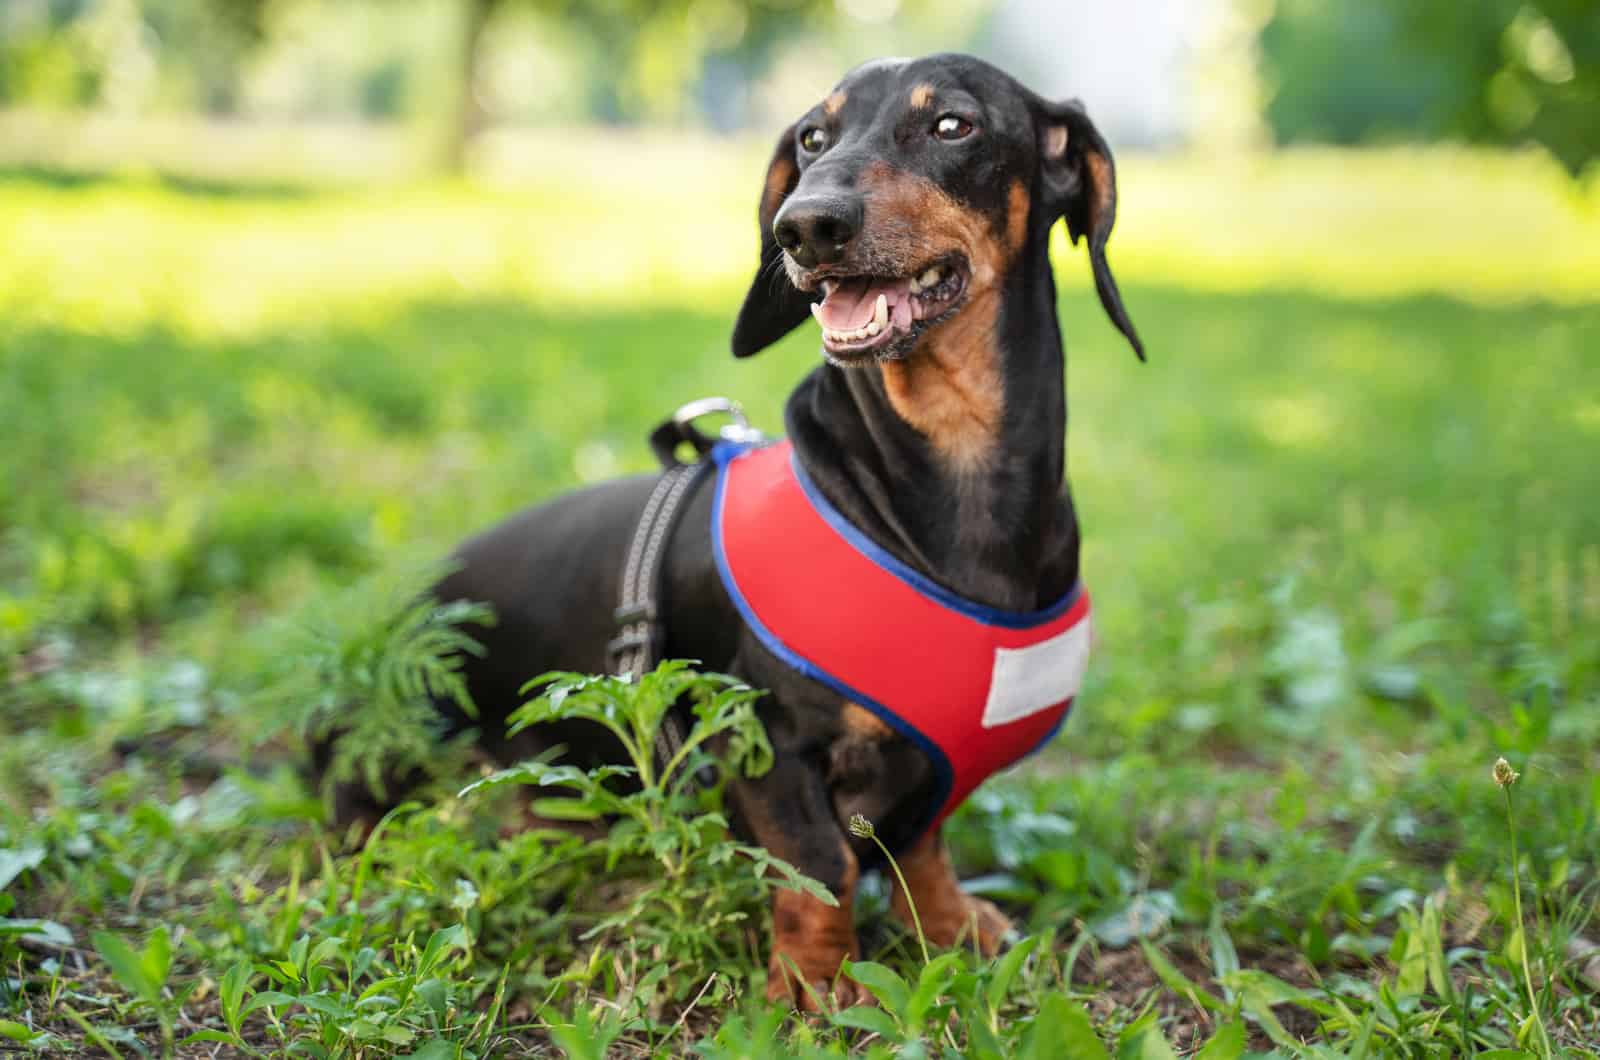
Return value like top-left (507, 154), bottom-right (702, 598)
top-left (766, 888), bottom-right (865, 1012)
top-left (938, 893), bottom-right (1013, 956)
top-left (889, 831), bottom-right (1015, 956)
top-left (765, 945), bottom-right (872, 1012)
top-left (896, 886), bottom-right (1013, 955)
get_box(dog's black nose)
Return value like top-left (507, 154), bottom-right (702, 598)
top-left (773, 196), bottom-right (861, 269)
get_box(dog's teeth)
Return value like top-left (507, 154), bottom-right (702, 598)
top-left (810, 303), bottom-right (824, 323)
top-left (865, 321), bottom-right (882, 336)
top-left (919, 267), bottom-right (941, 287)
top-left (908, 276), bottom-right (922, 294)
top-left (873, 293), bottom-right (888, 329)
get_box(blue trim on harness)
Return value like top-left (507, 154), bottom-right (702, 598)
top-left (785, 449), bottom-right (1081, 629)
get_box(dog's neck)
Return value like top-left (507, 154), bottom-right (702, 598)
top-left (786, 242), bottom-right (1079, 611)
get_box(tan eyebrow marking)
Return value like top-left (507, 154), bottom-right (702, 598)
top-left (909, 83), bottom-right (935, 109)
top-left (824, 90), bottom-right (848, 116)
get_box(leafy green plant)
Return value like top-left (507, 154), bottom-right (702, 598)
top-left (828, 932), bottom-right (1253, 1059)
top-left (242, 924), bottom-right (474, 1055)
top-left (250, 561), bottom-right (493, 801)
top-left (179, 960), bottom-right (260, 1055)
top-left (827, 819), bottom-right (1242, 1058)
top-left (461, 661), bottom-right (835, 1000)
top-left (91, 925), bottom-right (187, 1058)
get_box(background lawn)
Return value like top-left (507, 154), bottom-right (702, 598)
top-left (1, 145), bottom-right (1598, 1056)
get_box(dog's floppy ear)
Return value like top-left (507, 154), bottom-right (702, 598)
top-left (731, 122), bottom-right (815, 358)
top-left (1038, 100), bottom-right (1144, 361)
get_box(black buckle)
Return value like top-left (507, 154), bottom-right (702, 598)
top-left (614, 602), bottom-right (654, 627)
top-left (607, 628), bottom-right (652, 666)
top-left (648, 397), bottom-right (761, 468)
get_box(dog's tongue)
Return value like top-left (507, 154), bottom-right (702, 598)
top-left (815, 277), bottom-right (912, 330)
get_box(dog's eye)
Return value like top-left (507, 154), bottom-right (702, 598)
top-left (933, 115), bottom-right (974, 141)
top-left (799, 126), bottom-right (829, 154)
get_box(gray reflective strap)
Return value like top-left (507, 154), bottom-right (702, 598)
top-left (609, 459), bottom-right (714, 773)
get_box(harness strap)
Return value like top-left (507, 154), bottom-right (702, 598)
top-left (612, 464), bottom-right (700, 673)
top-left (610, 460), bottom-right (712, 770)
top-left (610, 397), bottom-right (760, 775)
top-left (610, 459), bottom-right (714, 772)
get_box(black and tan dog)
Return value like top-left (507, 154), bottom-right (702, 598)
top-left (348, 53), bottom-right (1142, 1009)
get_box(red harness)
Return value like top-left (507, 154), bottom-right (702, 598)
top-left (711, 439), bottom-right (1092, 842)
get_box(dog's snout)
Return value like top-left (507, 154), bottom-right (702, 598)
top-left (773, 196), bottom-right (861, 269)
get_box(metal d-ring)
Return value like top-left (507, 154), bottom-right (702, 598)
top-left (671, 396), bottom-right (764, 447)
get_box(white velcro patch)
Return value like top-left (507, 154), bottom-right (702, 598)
top-left (981, 617), bottom-right (1092, 729)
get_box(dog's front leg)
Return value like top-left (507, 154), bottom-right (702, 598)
top-left (889, 825), bottom-right (1012, 956)
top-left (726, 754), bottom-right (868, 1011)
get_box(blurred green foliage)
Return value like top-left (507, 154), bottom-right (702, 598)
top-left (6, 0), bottom-right (1600, 179)
top-left (0, 0), bottom-right (264, 112)
top-left (1262, 0), bottom-right (1599, 176)
top-left (0, 0), bottom-right (851, 170)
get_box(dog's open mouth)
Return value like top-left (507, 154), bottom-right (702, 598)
top-left (808, 257), bottom-right (969, 362)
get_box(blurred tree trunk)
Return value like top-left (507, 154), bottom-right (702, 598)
top-left (442, 0), bottom-right (499, 174)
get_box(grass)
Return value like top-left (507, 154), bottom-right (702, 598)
top-left (1, 141), bottom-right (1598, 1056)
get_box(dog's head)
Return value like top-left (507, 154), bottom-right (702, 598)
top-left (730, 53), bottom-right (1142, 365)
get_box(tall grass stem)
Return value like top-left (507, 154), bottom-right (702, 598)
top-left (1502, 775), bottom-right (1554, 1060)
top-left (849, 815), bottom-right (930, 965)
